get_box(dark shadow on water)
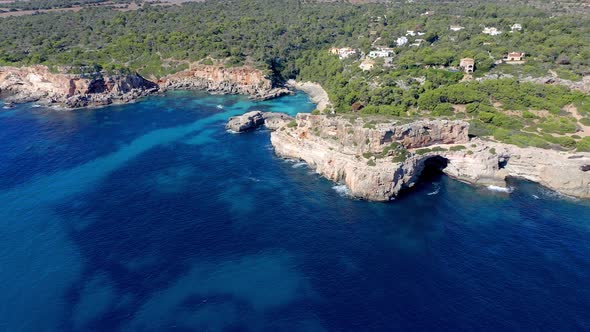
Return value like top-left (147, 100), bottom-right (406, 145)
top-left (395, 155), bottom-right (449, 201)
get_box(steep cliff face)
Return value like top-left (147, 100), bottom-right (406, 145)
top-left (270, 114), bottom-right (471, 200)
top-left (159, 64), bottom-right (291, 100)
top-left (0, 65), bottom-right (158, 107)
top-left (269, 114), bottom-right (590, 200)
top-left (0, 64), bottom-right (291, 108)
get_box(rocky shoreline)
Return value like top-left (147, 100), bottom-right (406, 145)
top-left (227, 111), bottom-right (590, 201)
top-left (0, 64), bottom-right (291, 109)
top-left (286, 80), bottom-right (332, 112)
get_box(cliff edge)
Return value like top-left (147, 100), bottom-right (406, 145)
top-left (0, 64), bottom-right (291, 108)
top-left (268, 114), bottom-right (590, 200)
top-left (0, 65), bottom-right (158, 108)
top-left (159, 64), bottom-right (291, 100)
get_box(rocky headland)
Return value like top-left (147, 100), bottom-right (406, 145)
top-left (0, 65), bottom-right (158, 108)
top-left (0, 64), bottom-right (291, 108)
top-left (160, 65), bottom-right (291, 100)
top-left (228, 112), bottom-right (590, 201)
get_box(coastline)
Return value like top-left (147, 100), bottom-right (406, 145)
top-left (231, 111), bottom-right (590, 201)
top-left (2, 64), bottom-right (589, 201)
top-left (286, 79), bottom-right (332, 112)
top-left (0, 64), bottom-right (291, 109)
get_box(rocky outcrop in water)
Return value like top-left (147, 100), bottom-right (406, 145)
top-left (268, 114), bottom-right (590, 200)
top-left (0, 65), bottom-right (158, 107)
top-left (159, 65), bottom-right (291, 100)
top-left (226, 111), bottom-right (293, 132)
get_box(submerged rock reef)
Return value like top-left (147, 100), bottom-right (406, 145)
top-left (0, 64), bottom-right (290, 108)
top-left (228, 112), bottom-right (589, 201)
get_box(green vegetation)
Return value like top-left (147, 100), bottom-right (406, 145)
top-left (577, 137), bottom-right (590, 152)
top-left (287, 120), bottom-right (298, 128)
top-left (415, 147), bottom-right (448, 155)
top-left (363, 142), bottom-right (409, 163)
top-left (0, 0), bottom-right (589, 152)
top-left (0, 0), bottom-right (131, 11)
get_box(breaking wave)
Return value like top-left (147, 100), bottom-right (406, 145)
top-left (292, 162), bottom-right (307, 169)
top-left (332, 184), bottom-right (351, 197)
top-left (486, 185), bottom-right (514, 193)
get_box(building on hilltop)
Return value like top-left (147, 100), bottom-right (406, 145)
top-left (410, 39), bottom-right (425, 47)
top-left (450, 25), bottom-right (465, 31)
top-left (482, 27), bottom-right (502, 36)
top-left (396, 36), bottom-right (408, 47)
top-left (460, 58), bottom-right (475, 73)
top-left (368, 47), bottom-right (395, 58)
top-left (504, 52), bottom-right (525, 62)
top-left (359, 58), bottom-right (375, 71)
top-left (329, 47), bottom-right (359, 60)
top-left (510, 23), bottom-right (522, 32)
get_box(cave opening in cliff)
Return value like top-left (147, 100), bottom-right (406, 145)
top-left (498, 156), bottom-right (509, 169)
top-left (398, 156), bottom-right (450, 199)
top-left (420, 156), bottom-right (449, 181)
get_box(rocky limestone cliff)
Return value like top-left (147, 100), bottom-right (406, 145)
top-left (442, 141), bottom-right (590, 198)
top-left (0, 64), bottom-right (293, 108)
top-left (159, 64), bottom-right (291, 100)
top-left (0, 65), bottom-right (158, 108)
top-left (226, 111), bottom-right (293, 132)
top-left (269, 114), bottom-right (590, 201)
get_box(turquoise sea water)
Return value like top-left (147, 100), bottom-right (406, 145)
top-left (1, 91), bottom-right (590, 331)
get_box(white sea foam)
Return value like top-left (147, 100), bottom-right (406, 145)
top-left (216, 104), bottom-right (224, 109)
top-left (427, 188), bottom-right (440, 196)
top-left (32, 104), bottom-right (42, 108)
top-left (486, 185), bottom-right (513, 193)
top-left (539, 188), bottom-right (579, 201)
top-left (292, 162), bottom-right (307, 169)
top-left (532, 194), bottom-right (540, 199)
top-left (332, 184), bottom-right (351, 197)
top-left (2, 106), bottom-right (11, 109)
top-left (246, 176), bottom-right (261, 182)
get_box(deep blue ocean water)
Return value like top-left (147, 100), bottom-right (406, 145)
top-left (1, 91), bottom-right (590, 331)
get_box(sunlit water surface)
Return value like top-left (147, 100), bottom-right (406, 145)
top-left (0, 91), bottom-right (589, 331)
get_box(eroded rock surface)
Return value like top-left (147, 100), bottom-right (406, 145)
top-left (269, 114), bottom-right (590, 200)
top-left (0, 64), bottom-right (292, 108)
top-left (0, 65), bottom-right (158, 107)
top-left (226, 111), bottom-right (293, 132)
top-left (159, 64), bottom-right (291, 100)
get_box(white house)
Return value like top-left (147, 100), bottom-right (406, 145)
top-left (406, 30), bottom-right (416, 36)
top-left (482, 27), bottom-right (502, 36)
top-left (359, 58), bottom-right (375, 71)
top-left (410, 39), bottom-right (425, 47)
top-left (396, 36), bottom-right (408, 46)
top-left (329, 47), bottom-right (358, 60)
top-left (368, 47), bottom-right (394, 58)
top-left (450, 25), bottom-right (464, 31)
top-left (511, 23), bottom-right (522, 32)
